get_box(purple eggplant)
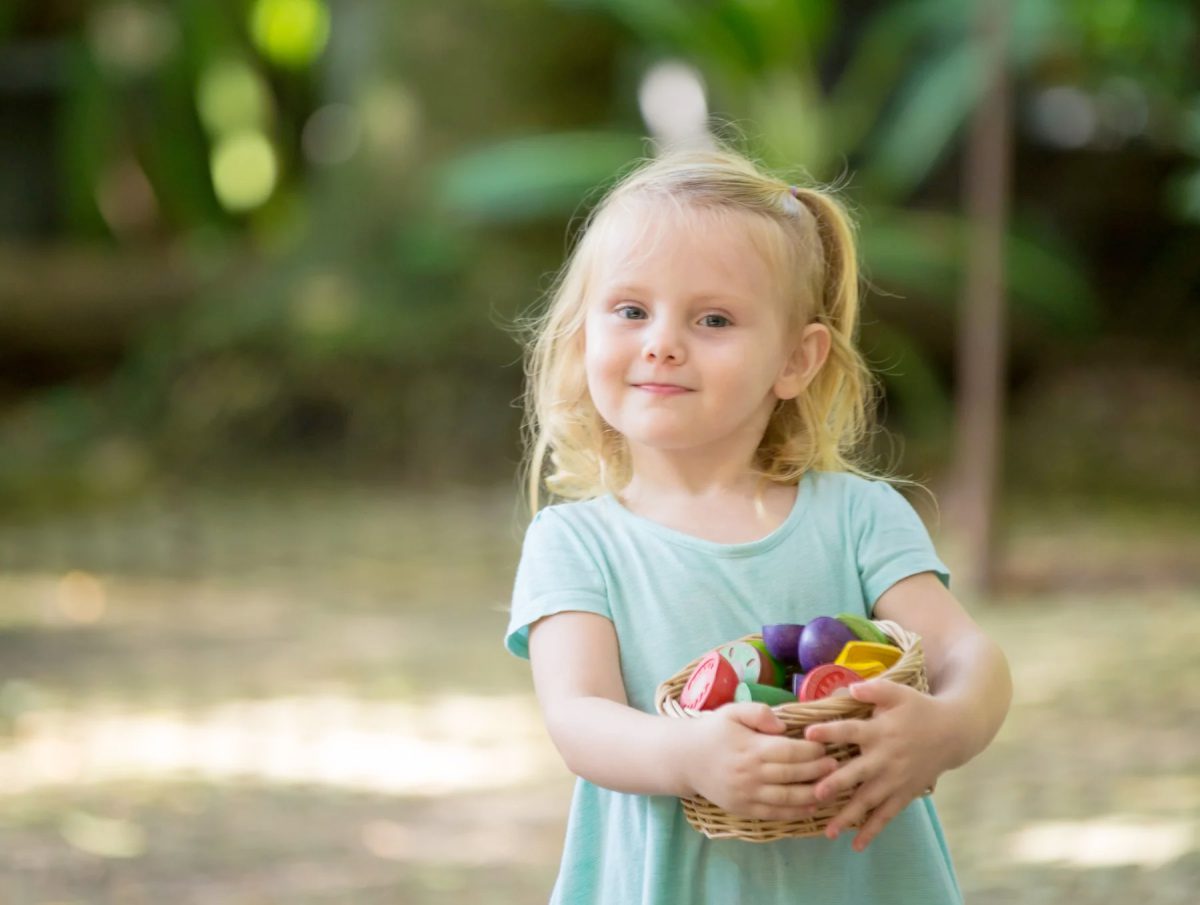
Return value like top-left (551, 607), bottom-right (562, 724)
top-left (797, 617), bottom-right (858, 673)
top-left (762, 623), bottom-right (805, 666)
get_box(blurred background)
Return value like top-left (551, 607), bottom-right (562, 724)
top-left (0, 0), bottom-right (1197, 902)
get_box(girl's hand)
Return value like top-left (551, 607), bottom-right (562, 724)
top-left (803, 680), bottom-right (954, 852)
top-left (680, 702), bottom-right (840, 821)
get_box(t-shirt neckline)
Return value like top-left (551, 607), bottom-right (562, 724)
top-left (600, 472), bottom-right (813, 557)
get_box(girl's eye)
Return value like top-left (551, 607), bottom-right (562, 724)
top-left (613, 306), bottom-right (731, 327)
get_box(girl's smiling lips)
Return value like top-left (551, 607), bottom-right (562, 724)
top-left (634, 383), bottom-right (692, 395)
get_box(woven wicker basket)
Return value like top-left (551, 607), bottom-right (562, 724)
top-left (653, 619), bottom-right (928, 842)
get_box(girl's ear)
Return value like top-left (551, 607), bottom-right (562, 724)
top-left (774, 323), bottom-right (832, 400)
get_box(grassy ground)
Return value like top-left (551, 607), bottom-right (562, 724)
top-left (0, 477), bottom-right (1197, 903)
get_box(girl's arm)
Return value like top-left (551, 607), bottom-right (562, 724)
top-left (528, 611), bottom-right (838, 818)
top-left (877, 570), bottom-right (1012, 769)
top-left (803, 571), bottom-right (1013, 851)
top-left (528, 611), bottom-right (687, 796)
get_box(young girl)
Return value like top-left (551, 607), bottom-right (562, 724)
top-left (504, 146), bottom-right (1012, 903)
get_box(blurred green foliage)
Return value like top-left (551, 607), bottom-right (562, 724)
top-left (0, 0), bottom-right (1198, 510)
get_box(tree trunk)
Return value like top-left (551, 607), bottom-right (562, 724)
top-left (951, 0), bottom-right (1012, 597)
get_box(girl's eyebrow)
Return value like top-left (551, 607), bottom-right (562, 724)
top-left (604, 284), bottom-right (748, 305)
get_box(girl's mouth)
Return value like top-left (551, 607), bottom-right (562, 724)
top-left (636, 384), bottom-right (690, 395)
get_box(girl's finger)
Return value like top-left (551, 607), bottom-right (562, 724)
top-left (848, 679), bottom-right (911, 707)
top-left (851, 793), bottom-right (909, 852)
top-left (805, 718), bottom-right (869, 747)
top-left (760, 734), bottom-right (828, 763)
top-left (824, 780), bottom-right (886, 840)
top-left (812, 751), bottom-right (877, 803)
top-left (753, 781), bottom-right (824, 810)
top-left (760, 756), bottom-right (840, 786)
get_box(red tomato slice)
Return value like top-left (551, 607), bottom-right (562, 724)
top-left (798, 664), bottom-right (863, 702)
top-left (680, 651), bottom-right (738, 710)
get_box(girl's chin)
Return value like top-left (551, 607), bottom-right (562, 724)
top-left (600, 411), bottom-right (736, 451)
top-left (622, 430), bottom-right (717, 452)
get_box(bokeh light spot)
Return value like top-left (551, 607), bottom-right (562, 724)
top-left (61, 810), bottom-right (146, 859)
top-left (292, 272), bottom-right (359, 336)
top-left (1028, 86), bottom-right (1096, 148)
top-left (302, 103), bottom-right (362, 166)
top-left (197, 58), bottom-right (273, 137)
top-left (210, 132), bottom-right (279, 212)
top-left (87, 0), bottom-right (178, 76)
top-left (360, 81), bottom-right (420, 162)
top-left (95, 157), bottom-right (159, 236)
top-left (250, 0), bottom-right (331, 69)
top-left (638, 60), bottom-right (710, 148)
top-left (57, 571), bottom-right (107, 625)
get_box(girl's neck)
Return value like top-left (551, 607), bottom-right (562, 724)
top-left (620, 473), bottom-right (768, 507)
top-left (614, 478), bottom-right (798, 545)
top-left (621, 434), bottom-right (767, 505)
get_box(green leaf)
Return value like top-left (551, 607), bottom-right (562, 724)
top-left (862, 42), bottom-right (982, 197)
top-left (827, 3), bottom-right (930, 155)
top-left (863, 320), bottom-right (952, 443)
top-left (727, 0), bottom-right (830, 71)
top-left (748, 69), bottom-right (829, 174)
top-left (860, 210), bottom-right (1098, 334)
top-left (436, 131), bottom-right (647, 223)
top-left (859, 211), bottom-right (961, 299)
top-left (1004, 221), bottom-right (1099, 334)
top-left (58, 40), bottom-right (117, 235)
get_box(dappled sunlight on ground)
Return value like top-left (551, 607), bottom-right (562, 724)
top-left (361, 787), bottom-right (574, 867)
top-left (0, 693), bottom-right (560, 797)
top-left (925, 587), bottom-right (1200, 903)
top-left (1004, 815), bottom-right (1196, 869)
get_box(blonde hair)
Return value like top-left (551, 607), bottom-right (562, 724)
top-left (516, 144), bottom-right (904, 517)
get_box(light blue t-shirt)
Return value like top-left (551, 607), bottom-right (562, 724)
top-left (505, 470), bottom-right (962, 905)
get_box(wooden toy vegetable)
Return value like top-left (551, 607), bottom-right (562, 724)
top-left (835, 641), bottom-right (901, 678)
top-left (797, 664), bottom-right (862, 702)
top-left (747, 639), bottom-right (785, 686)
top-left (679, 651), bottom-right (739, 710)
top-left (836, 613), bottom-right (892, 646)
top-left (734, 682), bottom-right (798, 706)
top-left (761, 623), bottom-right (805, 666)
top-left (716, 641), bottom-right (777, 685)
top-left (797, 617), bottom-right (858, 672)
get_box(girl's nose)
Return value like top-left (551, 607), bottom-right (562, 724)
top-left (642, 321), bottom-right (686, 364)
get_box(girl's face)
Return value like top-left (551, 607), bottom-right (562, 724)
top-left (583, 202), bottom-right (807, 460)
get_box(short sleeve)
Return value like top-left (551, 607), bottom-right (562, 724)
top-left (854, 480), bottom-right (951, 614)
top-left (504, 506), bottom-right (611, 660)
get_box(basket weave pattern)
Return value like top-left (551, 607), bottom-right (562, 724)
top-left (653, 619), bottom-right (928, 842)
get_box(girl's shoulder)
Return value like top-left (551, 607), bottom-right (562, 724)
top-left (523, 495), bottom-right (613, 548)
top-left (807, 469), bottom-right (892, 505)
top-left (806, 470), bottom-right (931, 528)
top-left (529, 494), bottom-right (608, 527)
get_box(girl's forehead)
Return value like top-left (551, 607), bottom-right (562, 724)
top-left (591, 200), bottom-right (783, 292)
